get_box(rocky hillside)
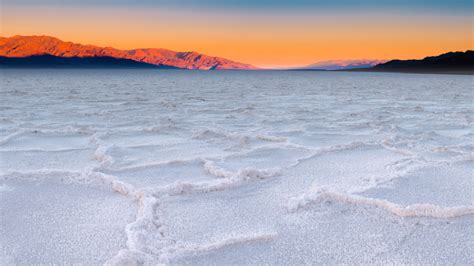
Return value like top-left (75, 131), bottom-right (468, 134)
top-left (0, 35), bottom-right (258, 70)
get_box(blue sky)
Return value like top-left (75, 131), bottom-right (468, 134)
top-left (4, 0), bottom-right (473, 12)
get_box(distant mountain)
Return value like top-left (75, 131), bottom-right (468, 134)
top-left (0, 35), bottom-right (258, 70)
top-left (302, 59), bottom-right (387, 70)
top-left (0, 55), bottom-right (174, 68)
top-left (370, 51), bottom-right (474, 74)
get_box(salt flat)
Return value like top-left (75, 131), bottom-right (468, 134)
top-left (0, 70), bottom-right (472, 264)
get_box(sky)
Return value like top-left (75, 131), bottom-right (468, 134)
top-left (1, 0), bottom-right (473, 68)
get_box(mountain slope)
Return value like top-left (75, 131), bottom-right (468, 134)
top-left (0, 35), bottom-right (258, 70)
top-left (371, 51), bottom-right (474, 73)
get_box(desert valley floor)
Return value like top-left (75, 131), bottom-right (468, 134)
top-left (0, 70), bottom-right (472, 264)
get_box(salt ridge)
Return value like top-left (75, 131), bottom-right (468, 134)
top-left (288, 187), bottom-right (474, 218)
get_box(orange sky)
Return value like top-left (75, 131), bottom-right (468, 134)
top-left (2, 6), bottom-right (473, 68)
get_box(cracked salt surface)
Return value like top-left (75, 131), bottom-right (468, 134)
top-left (0, 70), bottom-right (472, 264)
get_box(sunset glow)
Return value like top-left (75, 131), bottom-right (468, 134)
top-left (2, 1), bottom-right (473, 68)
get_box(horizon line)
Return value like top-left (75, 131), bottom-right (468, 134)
top-left (3, 34), bottom-right (473, 69)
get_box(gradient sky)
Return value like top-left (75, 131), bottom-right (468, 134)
top-left (2, 0), bottom-right (473, 68)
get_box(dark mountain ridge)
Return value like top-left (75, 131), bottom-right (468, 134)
top-left (0, 35), bottom-right (258, 70)
top-left (369, 50), bottom-right (474, 74)
top-left (0, 55), bottom-right (176, 68)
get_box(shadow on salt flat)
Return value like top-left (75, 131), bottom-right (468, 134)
top-left (361, 161), bottom-right (474, 207)
top-left (161, 179), bottom-right (282, 246)
top-left (0, 149), bottom-right (98, 174)
top-left (0, 178), bottom-right (136, 265)
top-left (282, 145), bottom-right (408, 193)
top-left (101, 159), bottom-right (216, 188)
top-left (0, 132), bottom-right (90, 151)
top-left (283, 131), bottom-right (374, 149)
top-left (101, 131), bottom-right (186, 148)
top-left (106, 141), bottom-right (230, 169)
top-left (212, 146), bottom-right (312, 172)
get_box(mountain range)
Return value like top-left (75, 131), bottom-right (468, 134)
top-left (369, 51), bottom-right (474, 73)
top-left (0, 35), bottom-right (258, 70)
top-left (290, 51), bottom-right (473, 74)
top-left (1, 35), bottom-right (472, 73)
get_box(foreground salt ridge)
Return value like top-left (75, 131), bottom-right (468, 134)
top-left (0, 136), bottom-right (433, 193)
top-left (2, 139), bottom-right (471, 264)
top-left (0, 155), bottom-right (280, 264)
top-left (1, 71), bottom-right (473, 264)
top-left (84, 170), bottom-right (277, 264)
top-left (288, 186), bottom-right (474, 218)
